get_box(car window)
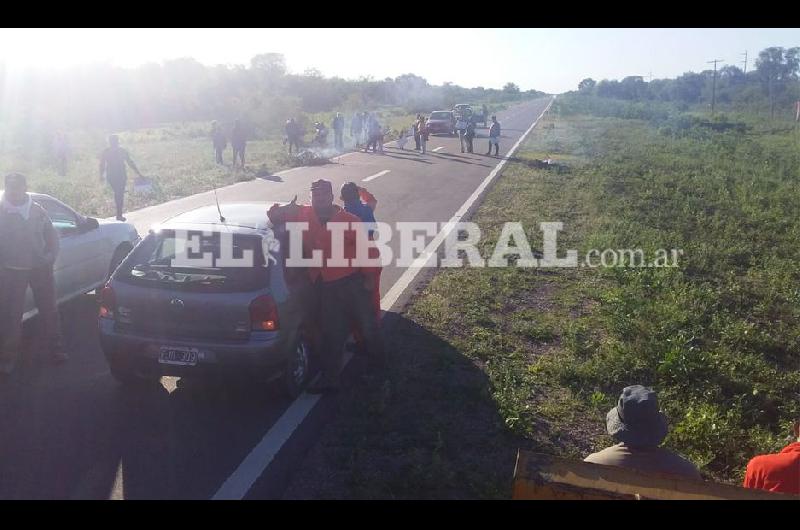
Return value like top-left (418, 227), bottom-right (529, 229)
top-left (117, 230), bottom-right (270, 293)
top-left (38, 199), bottom-right (79, 235)
top-left (430, 112), bottom-right (451, 120)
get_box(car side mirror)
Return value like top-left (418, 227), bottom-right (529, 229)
top-left (81, 217), bottom-right (100, 231)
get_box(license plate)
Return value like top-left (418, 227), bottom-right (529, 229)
top-left (158, 346), bottom-right (199, 366)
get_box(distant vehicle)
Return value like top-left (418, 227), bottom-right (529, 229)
top-left (426, 110), bottom-right (456, 136)
top-left (0, 190), bottom-right (140, 323)
top-left (98, 203), bottom-right (311, 397)
top-left (453, 103), bottom-right (488, 127)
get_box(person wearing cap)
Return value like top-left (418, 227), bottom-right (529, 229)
top-left (742, 420), bottom-right (800, 495)
top-left (486, 115), bottom-right (501, 157)
top-left (99, 134), bottom-right (145, 222)
top-left (0, 173), bottom-right (68, 375)
top-left (584, 385), bottom-right (701, 480)
top-left (267, 179), bottom-right (384, 393)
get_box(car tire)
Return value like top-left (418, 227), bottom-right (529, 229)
top-left (283, 335), bottom-right (310, 398)
top-left (107, 244), bottom-right (133, 280)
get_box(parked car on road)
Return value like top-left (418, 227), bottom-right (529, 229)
top-left (98, 203), bottom-right (312, 397)
top-left (0, 190), bottom-right (140, 323)
top-left (426, 110), bottom-right (456, 136)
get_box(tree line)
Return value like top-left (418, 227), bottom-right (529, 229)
top-left (0, 52), bottom-right (544, 140)
top-left (574, 47), bottom-right (800, 118)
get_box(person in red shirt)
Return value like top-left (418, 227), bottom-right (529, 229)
top-left (743, 421), bottom-right (800, 495)
top-left (267, 179), bottom-right (385, 393)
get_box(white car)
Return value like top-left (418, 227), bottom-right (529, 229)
top-left (2, 191), bottom-right (141, 322)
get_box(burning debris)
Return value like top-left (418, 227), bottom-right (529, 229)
top-left (289, 149), bottom-right (334, 167)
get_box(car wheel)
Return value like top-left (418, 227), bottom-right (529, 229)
top-left (107, 244), bottom-right (132, 280)
top-left (283, 335), bottom-right (310, 398)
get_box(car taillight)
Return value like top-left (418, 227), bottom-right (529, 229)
top-left (249, 295), bottom-right (279, 331)
top-left (99, 284), bottom-right (116, 319)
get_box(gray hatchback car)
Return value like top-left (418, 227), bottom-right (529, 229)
top-left (98, 203), bottom-right (312, 397)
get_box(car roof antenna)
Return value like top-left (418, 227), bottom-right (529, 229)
top-left (213, 186), bottom-right (226, 223)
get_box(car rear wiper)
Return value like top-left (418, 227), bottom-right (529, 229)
top-left (183, 274), bottom-right (227, 285)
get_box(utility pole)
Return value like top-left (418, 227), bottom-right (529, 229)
top-left (707, 59), bottom-right (724, 114)
top-left (648, 71), bottom-right (653, 83)
top-left (741, 51), bottom-right (748, 75)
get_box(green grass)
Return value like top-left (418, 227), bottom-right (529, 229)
top-left (0, 107), bottom-right (419, 219)
top-left (283, 96), bottom-right (798, 498)
top-left (404, 95), bottom-right (800, 485)
top-left (0, 122), bottom-right (294, 218)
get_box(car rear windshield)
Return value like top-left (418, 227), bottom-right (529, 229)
top-left (116, 229), bottom-right (270, 293)
top-left (430, 112), bottom-right (451, 120)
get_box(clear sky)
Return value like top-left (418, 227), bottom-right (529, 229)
top-left (1, 28), bottom-right (797, 93)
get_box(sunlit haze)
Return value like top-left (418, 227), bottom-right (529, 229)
top-left (1, 28), bottom-right (797, 93)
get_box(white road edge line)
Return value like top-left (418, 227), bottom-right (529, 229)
top-left (432, 146), bottom-right (444, 152)
top-left (211, 351), bottom-right (353, 500)
top-left (211, 97), bottom-right (555, 500)
top-left (213, 394), bottom-right (320, 499)
top-left (380, 96), bottom-right (555, 312)
top-left (362, 169), bottom-right (391, 183)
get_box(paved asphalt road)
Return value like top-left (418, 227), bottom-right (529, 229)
top-left (0, 97), bottom-right (553, 499)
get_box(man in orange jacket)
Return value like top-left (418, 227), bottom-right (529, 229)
top-left (267, 179), bottom-right (385, 393)
top-left (742, 420), bottom-right (800, 495)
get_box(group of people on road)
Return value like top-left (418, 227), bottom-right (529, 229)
top-left (280, 109), bottom-right (499, 158)
top-left (583, 384), bottom-right (800, 496)
top-left (267, 179), bottom-right (384, 393)
top-left (349, 112), bottom-right (385, 153)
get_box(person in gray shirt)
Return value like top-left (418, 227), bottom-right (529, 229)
top-left (584, 385), bottom-right (701, 480)
top-left (0, 173), bottom-right (68, 376)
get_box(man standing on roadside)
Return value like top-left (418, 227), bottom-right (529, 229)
top-left (231, 119), bottom-right (247, 169)
top-left (267, 179), bottom-right (385, 393)
top-left (340, 182), bottom-right (380, 319)
top-left (285, 118), bottom-right (302, 155)
top-left (99, 134), bottom-right (145, 222)
top-left (418, 116), bottom-right (429, 154)
top-left (211, 121), bottom-right (227, 165)
top-left (455, 112), bottom-right (468, 153)
top-left (464, 119), bottom-right (476, 153)
top-left (350, 113), bottom-right (363, 149)
top-left (413, 114), bottom-right (422, 150)
top-left (486, 115), bottom-right (501, 157)
top-left (0, 173), bottom-right (68, 376)
top-left (332, 112), bottom-right (345, 151)
top-left (52, 131), bottom-right (70, 176)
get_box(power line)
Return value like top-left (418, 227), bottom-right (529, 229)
top-left (707, 59), bottom-right (724, 114)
